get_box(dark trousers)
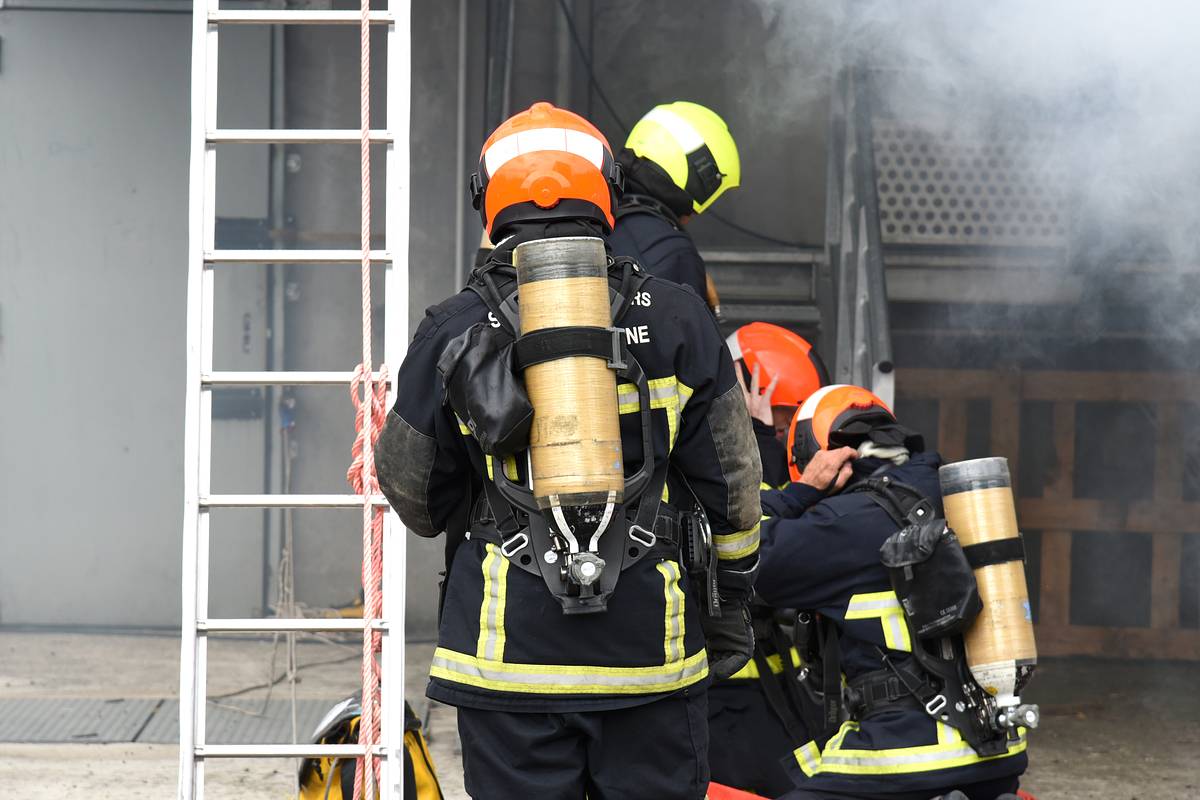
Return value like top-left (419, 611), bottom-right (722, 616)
top-left (707, 681), bottom-right (797, 797)
top-left (456, 689), bottom-right (709, 800)
top-left (779, 775), bottom-right (1020, 800)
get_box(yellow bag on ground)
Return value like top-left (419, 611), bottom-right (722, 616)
top-left (298, 696), bottom-right (444, 800)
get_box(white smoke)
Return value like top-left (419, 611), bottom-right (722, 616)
top-left (755, 0), bottom-right (1200, 341)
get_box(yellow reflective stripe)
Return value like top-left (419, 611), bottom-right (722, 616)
top-left (476, 544), bottom-right (509, 662)
top-left (845, 591), bottom-right (912, 652)
top-left (457, 420), bottom-right (472, 436)
top-left (429, 647), bottom-right (710, 695)
top-left (937, 720), bottom-right (961, 746)
top-left (615, 376), bottom-right (691, 449)
top-left (657, 561), bottom-right (686, 664)
top-left (811, 729), bottom-right (1028, 775)
top-left (484, 455), bottom-right (519, 482)
top-left (714, 522), bottom-right (760, 561)
top-left (794, 741), bottom-right (822, 777)
top-left (726, 647), bottom-right (803, 680)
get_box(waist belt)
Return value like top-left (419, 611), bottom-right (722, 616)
top-left (845, 658), bottom-right (937, 719)
top-left (469, 503), bottom-right (683, 564)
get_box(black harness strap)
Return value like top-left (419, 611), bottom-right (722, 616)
top-left (820, 615), bottom-right (842, 740)
top-left (513, 326), bottom-right (625, 370)
top-left (963, 536), bottom-right (1026, 569)
top-left (851, 475), bottom-right (935, 529)
top-left (745, 617), bottom-right (813, 747)
top-left (752, 643), bottom-right (810, 747)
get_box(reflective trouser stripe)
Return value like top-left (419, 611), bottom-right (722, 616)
top-left (713, 522), bottom-right (760, 561)
top-left (476, 544), bottom-right (509, 662)
top-left (845, 591), bottom-right (912, 652)
top-left (657, 561), bottom-right (686, 664)
top-left (429, 647), bottom-right (710, 694)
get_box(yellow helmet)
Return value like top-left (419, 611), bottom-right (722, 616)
top-left (624, 101), bottom-right (740, 215)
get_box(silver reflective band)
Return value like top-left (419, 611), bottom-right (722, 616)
top-left (847, 597), bottom-right (902, 613)
top-left (431, 648), bottom-right (708, 691)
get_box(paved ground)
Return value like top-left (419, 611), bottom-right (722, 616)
top-left (1, 630), bottom-right (1198, 798)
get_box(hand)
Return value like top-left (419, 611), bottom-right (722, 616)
top-left (701, 600), bottom-right (755, 680)
top-left (736, 363), bottom-right (779, 427)
top-left (800, 446), bottom-right (857, 493)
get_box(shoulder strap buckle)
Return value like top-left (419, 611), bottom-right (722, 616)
top-left (499, 531), bottom-right (530, 560)
top-left (628, 524), bottom-right (656, 549)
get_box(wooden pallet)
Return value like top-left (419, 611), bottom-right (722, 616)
top-left (899, 368), bottom-right (1200, 660)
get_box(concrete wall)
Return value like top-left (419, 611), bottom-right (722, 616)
top-left (0, 4), bottom-right (469, 637)
top-left (0, 10), bottom-right (269, 627)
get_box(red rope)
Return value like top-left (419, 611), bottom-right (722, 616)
top-left (350, 0), bottom-right (379, 795)
top-left (347, 362), bottom-right (387, 800)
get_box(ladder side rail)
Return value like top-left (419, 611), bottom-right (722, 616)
top-left (850, 70), bottom-right (895, 408)
top-left (833, 70), bottom-right (861, 386)
top-left (380, 1), bottom-right (412, 796)
top-left (180, 0), bottom-right (219, 797)
top-left (818, 64), bottom-right (847, 370)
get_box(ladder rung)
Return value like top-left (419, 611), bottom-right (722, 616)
top-left (200, 494), bottom-right (388, 508)
top-left (208, 129), bottom-right (393, 144)
top-left (203, 371), bottom-right (389, 386)
top-left (208, 10), bottom-right (395, 25)
top-left (205, 250), bottom-right (391, 263)
top-left (196, 743), bottom-right (387, 759)
top-left (198, 618), bottom-right (387, 633)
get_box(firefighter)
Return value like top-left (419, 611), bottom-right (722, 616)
top-left (608, 101), bottom-right (740, 309)
top-left (755, 385), bottom-right (1029, 800)
top-left (376, 102), bottom-right (762, 800)
top-left (706, 323), bottom-right (830, 796)
top-left (729, 322), bottom-right (830, 488)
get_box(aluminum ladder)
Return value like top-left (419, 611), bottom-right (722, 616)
top-left (179, 1), bottom-right (410, 797)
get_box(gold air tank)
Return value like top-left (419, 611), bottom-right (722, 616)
top-left (939, 457), bottom-right (1037, 707)
top-left (513, 237), bottom-right (624, 512)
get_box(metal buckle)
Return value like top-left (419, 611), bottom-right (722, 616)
top-left (500, 532), bottom-right (530, 559)
top-left (925, 694), bottom-right (948, 717)
top-left (607, 328), bottom-right (628, 371)
top-left (628, 524), bottom-right (656, 548)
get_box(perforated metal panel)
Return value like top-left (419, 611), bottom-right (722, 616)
top-left (873, 121), bottom-right (1070, 247)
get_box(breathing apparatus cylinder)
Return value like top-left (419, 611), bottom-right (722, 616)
top-left (513, 237), bottom-right (624, 524)
top-left (939, 457), bottom-right (1037, 712)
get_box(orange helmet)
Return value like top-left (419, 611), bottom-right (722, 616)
top-left (470, 102), bottom-right (623, 239)
top-left (726, 322), bottom-right (829, 408)
top-left (786, 384), bottom-right (895, 483)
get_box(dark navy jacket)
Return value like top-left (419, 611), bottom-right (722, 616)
top-left (609, 203), bottom-right (708, 300)
top-left (375, 235), bottom-right (762, 713)
top-left (756, 453), bottom-right (1028, 796)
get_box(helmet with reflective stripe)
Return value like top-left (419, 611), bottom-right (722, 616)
top-left (624, 101), bottom-right (740, 214)
top-left (726, 322), bottom-right (829, 409)
top-left (786, 384), bottom-right (894, 483)
top-left (470, 102), bottom-right (622, 239)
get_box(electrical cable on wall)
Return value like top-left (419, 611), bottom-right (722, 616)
top-left (555, 0), bottom-right (812, 249)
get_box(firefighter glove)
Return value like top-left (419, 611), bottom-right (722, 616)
top-left (702, 598), bottom-right (754, 680)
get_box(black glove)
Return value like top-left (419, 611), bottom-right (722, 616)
top-left (701, 557), bottom-right (759, 680)
top-left (701, 598), bottom-right (755, 680)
